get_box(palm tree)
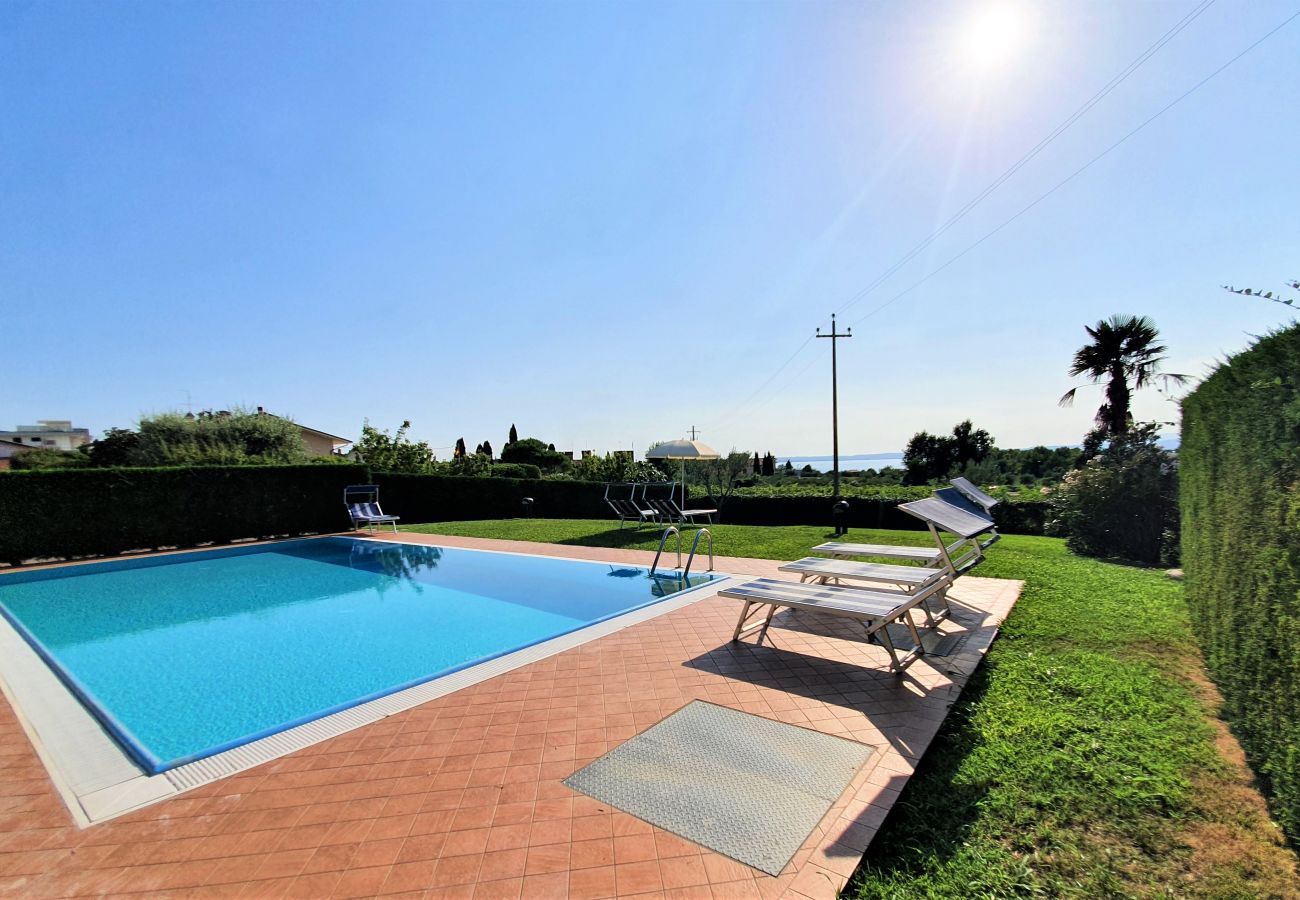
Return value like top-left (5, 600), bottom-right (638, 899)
top-left (1058, 315), bottom-right (1187, 435)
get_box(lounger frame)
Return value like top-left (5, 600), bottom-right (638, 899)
top-left (722, 577), bottom-right (949, 673)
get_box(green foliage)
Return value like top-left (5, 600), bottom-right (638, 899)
top-left (487, 462), bottom-right (542, 479)
top-left (132, 409), bottom-right (307, 466)
top-left (445, 452), bottom-right (491, 477)
top-left (354, 420), bottom-right (436, 473)
top-left (903, 419), bottom-right (993, 485)
top-left (1049, 423), bottom-right (1179, 565)
top-left (1059, 314), bottom-right (1187, 436)
top-left (0, 464), bottom-right (367, 564)
top-left (410, 519), bottom-right (1292, 896)
top-left (682, 450), bottom-right (753, 506)
top-left (85, 427), bottom-right (141, 467)
top-left (9, 448), bottom-right (92, 470)
top-left (499, 437), bottom-right (569, 473)
top-left (569, 453), bottom-right (663, 483)
top-left (1181, 323), bottom-right (1300, 841)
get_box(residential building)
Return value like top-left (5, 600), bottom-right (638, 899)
top-left (254, 408), bottom-right (352, 457)
top-left (0, 421), bottom-right (91, 452)
top-left (0, 439), bottom-right (31, 470)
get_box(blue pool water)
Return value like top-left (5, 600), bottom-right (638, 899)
top-left (0, 538), bottom-right (717, 773)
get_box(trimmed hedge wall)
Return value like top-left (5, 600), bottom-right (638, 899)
top-left (0, 464), bottom-right (1048, 566)
top-left (1181, 324), bottom-right (1300, 840)
top-left (0, 464), bottom-right (368, 564)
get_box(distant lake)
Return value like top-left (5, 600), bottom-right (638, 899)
top-left (777, 454), bottom-right (904, 471)
top-left (776, 437), bottom-right (1179, 472)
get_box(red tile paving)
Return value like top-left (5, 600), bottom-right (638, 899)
top-left (0, 532), bottom-right (1020, 898)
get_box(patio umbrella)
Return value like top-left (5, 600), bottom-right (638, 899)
top-left (647, 439), bottom-right (720, 507)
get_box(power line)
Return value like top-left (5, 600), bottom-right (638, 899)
top-left (834, 0), bottom-right (1218, 317)
top-left (846, 6), bottom-right (1300, 329)
top-left (705, 0), bottom-right (1223, 432)
top-left (716, 6), bottom-right (1299, 423)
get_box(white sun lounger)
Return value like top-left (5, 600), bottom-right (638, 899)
top-left (897, 491), bottom-right (1000, 577)
top-left (722, 577), bottom-right (948, 673)
top-left (776, 558), bottom-right (953, 624)
top-left (810, 541), bottom-right (943, 564)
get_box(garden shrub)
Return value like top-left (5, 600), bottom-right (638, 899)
top-left (1048, 423), bottom-right (1178, 565)
top-left (488, 463), bottom-right (542, 480)
top-left (1180, 323), bottom-right (1300, 841)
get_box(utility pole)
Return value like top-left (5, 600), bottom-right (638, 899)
top-left (816, 315), bottom-right (852, 498)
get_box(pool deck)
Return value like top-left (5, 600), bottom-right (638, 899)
top-left (0, 532), bottom-right (1022, 899)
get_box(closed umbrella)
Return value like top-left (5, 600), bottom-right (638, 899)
top-left (646, 439), bottom-right (720, 508)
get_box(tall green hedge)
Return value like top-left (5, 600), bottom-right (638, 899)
top-left (0, 464), bottom-right (1049, 566)
top-left (1181, 324), bottom-right (1300, 839)
top-left (0, 464), bottom-right (368, 564)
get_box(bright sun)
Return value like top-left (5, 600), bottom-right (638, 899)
top-left (961, 4), bottom-right (1028, 68)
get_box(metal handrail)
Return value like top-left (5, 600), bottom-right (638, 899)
top-left (683, 528), bottom-right (713, 578)
top-left (650, 526), bottom-right (681, 576)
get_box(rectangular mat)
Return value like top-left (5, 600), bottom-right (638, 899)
top-left (564, 701), bottom-right (874, 876)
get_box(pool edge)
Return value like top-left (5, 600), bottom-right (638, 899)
top-left (0, 544), bottom-right (742, 827)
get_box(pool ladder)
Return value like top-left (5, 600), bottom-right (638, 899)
top-left (649, 526), bottom-right (713, 579)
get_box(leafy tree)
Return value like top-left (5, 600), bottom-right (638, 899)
top-left (752, 452), bottom-right (761, 475)
top-left (571, 452), bottom-right (662, 483)
top-left (763, 453), bottom-right (776, 477)
top-left (903, 420), bottom-right (993, 485)
top-left (1059, 315), bottom-right (1187, 436)
top-left (453, 437), bottom-right (467, 458)
top-left (133, 409), bottom-right (306, 466)
top-left (481, 440), bottom-right (493, 459)
top-left (85, 427), bottom-right (141, 467)
top-left (782, 460), bottom-right (795, 474)
top-left (508, 423), bottom-right (518, 445)
top-left (500, 437), bottom-right (568, 473)
top-left (902, 431), bottom-right (954, 485)
top-left (354, 420), bottom-right (436, 473)
top-left (684, 450), bottom-right (754, 509)
top-left (447, 452), bottom-right (491, 477)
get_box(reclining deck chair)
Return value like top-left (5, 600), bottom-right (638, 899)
top-left (949, 476), bottom-right (999, 515)
top-left (344, 484), bottom-right (401, 533)
top-left (603, 482), bottom-right (659, 529)
top-left (812, 483), bottom-right (999, 578)
top-left (645, 482), bottom-right (717, 525)
top-left (721, 576), bottom-right (950, 673)
top-left (775, 556), bottom-right (954, 625)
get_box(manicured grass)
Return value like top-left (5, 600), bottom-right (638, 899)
top-left (402, 519), bottom-right (1298, 896)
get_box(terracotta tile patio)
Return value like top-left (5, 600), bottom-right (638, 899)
top-left (0, 532), bottom-right (1021, 898)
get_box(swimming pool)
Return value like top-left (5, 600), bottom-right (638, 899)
top-left (0, 538), bottom-right (718, 774)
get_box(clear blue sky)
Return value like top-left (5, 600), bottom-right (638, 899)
top-left (3, 1), bottom-right (1297, 458)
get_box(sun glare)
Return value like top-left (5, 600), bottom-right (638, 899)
top-left (961, 4), bottom-right (1027, 69)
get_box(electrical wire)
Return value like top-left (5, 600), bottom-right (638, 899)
top-left (834, 0), bottom-right (1220, 317)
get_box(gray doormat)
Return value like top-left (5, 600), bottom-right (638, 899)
top-left (564, 700), bottom-right (874, 876)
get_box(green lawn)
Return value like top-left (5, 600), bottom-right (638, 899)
top-left (402, 519), bottom-right (1298, 897)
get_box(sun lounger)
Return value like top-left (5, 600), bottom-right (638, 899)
top-left (897, 492), bottom-right (999, 577)
top-left (344, 484), bottom-right (400, 533)
top-left (776, 557), bottom-right (953, 624)
top-left (645, 482), bottom-right (717, 525)
top-left (810, 541), bottom-right (944, 564)
top-left (603, 483), bottom-right (659, 529)
top-left (722, 577), bottom-right (948, 673)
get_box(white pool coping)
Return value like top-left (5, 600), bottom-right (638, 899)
top-left (0, 537), bottom-right (739, 827)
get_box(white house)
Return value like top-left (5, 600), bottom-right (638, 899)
top-left (0, 421), bottom-right (91, 452)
